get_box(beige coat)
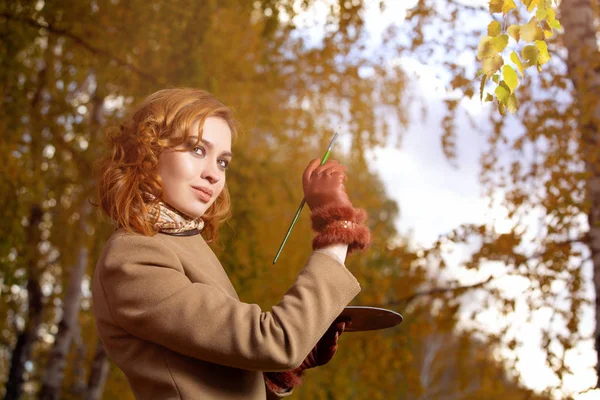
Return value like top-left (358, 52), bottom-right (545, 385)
top-left (91, 229), bottom-right (361, 399)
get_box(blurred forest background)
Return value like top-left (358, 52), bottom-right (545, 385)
top-left (1, 0), bottom-right (598, 399)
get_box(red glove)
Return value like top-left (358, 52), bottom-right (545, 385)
top-left (302, 159), bottom-right (352, 211)
top-left (296, 316), bottom-right (351, 370)
top-left (302, 159), bottom-right (371, 254)
top-left (263, 316), bottom-right (351, 393)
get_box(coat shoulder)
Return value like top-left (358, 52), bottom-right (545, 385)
top-left (97, 229), bottom-right (180, 276)
top-left (103, 229), bottom-right (173, 256)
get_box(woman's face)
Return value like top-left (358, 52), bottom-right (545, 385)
top-left (157, 116), bottom-right (232, 219)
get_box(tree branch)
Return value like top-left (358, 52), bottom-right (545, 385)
top-left (386, 275), bottom-right (497, 307)
top-left (382, 235), bottom-right (589, 309)
top-left (0, 12), bottom-right (161, 84)
top-left (446, 0), bottom-right (487, 12)
top-left (524, 235), bottom-right (589, 262)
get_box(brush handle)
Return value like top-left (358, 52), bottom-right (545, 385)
top-left (272, 148), bottom-right (334, 264)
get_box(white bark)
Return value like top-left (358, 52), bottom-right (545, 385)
top-left (560, 0), bottom-right (600, 387)
top-left (85, 339), bottom-right (109, 400)
top-left (38, 203), bottom-right (90, 400)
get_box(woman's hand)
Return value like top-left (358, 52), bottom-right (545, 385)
top-left (297, 315), bottom-right (351, 370)
top-left (263, 317), bottom-right (352, 394)
top-left (302, 159), bottom-right (352, 211)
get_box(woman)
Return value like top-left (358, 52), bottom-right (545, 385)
top-left (91, 88), bottom-right (371, 399)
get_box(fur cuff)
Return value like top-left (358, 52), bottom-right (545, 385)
top-left (310, 203), bottom-right (367, 232)
top-left (312, 223), bottom-right (371, 254)
top-left (263, 370), bottom-right (303, 394)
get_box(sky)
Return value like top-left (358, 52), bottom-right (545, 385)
top-left (289, 0), bottom-right (597, 398)
top-left (368, 70), bottom-right (596, 397)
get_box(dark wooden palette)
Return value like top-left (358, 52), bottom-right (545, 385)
top-left (338, 306), bottom-right (403, 332)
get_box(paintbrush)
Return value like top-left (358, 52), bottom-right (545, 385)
top-left (272, 129), bottom-right (340, 264)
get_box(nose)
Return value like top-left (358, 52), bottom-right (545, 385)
top-left (201, 161), bottom-right (221, 185)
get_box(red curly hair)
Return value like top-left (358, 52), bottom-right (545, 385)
top-left (95, 88), bottom-right (238, 242)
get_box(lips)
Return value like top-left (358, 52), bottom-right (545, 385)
top-left (191, 186), bottom-right (213, 203)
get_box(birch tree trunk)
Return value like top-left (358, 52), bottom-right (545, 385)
top-left (560, 0), bottom-right (600, 387)
top-left (85, 339), bottom-right (109, 400)
top-left (4, 205), bottom-right (44, 400)
top-left (71, 324), bottom-right (88, 396)
top-left (38, 204), bottom-right (91, 400)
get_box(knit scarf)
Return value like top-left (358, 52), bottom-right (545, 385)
top-left (148, 201), bottom-right (204, 234)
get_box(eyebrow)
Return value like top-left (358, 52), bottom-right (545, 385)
top-left (188, 136), bottom-right (233, 158)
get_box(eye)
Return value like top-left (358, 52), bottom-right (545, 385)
top-left (191, 146), bottom-right (206, 157)
top-left (218, 159), bottom-right (230, 170)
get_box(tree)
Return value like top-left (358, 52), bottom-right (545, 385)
top-left (559, 0), bottom-right (600, 388)
top-left (403, 0), bottom-right (597, 395)
top-left (0, 0), bottom-right (572, 398)
top-left (1, 0), bottom-right (409, 397)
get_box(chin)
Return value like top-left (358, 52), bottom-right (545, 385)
top-left (186, 208), bottom-right (206, 219)
top-left (170, 203), bottom-right (205, 219)
top-left (190, 204), bottom-right (211, 219)
top-left (178, 198), bottom-right (212, 219)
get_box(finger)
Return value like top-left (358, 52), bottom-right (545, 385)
top-left (329, 171), bottom-right (347, 182)
top-left (323, 166), bottom-right (347, 176)
top-left (323, 321), bottom-right (346, 346)
top-left (320, 328), bottom-right (339, 347)
top-left (330, 171), bottom-right (347, 181)
top-left (334, 315), bottom-right (352, 324)
top-left (312, 159), bottom-right (340, 175)
top-left (317, 166), bottom-right (347, 178)
top-left (315, 161), bottom-right (345, 175)
top-left (303, 158), bottom-right (322, 187)
top-left (335, 317), bottom-right (351, 334)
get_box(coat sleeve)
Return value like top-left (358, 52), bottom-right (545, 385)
top-left (94, 233), bottom-right (361, 372)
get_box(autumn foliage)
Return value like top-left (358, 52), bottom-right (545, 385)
top-left (0, 0), bottom-right (592, 399)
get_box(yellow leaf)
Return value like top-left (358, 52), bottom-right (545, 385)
top-left (507, 93), bottom-right (518, 114)
top-left (492, 73), bottom-right (500, 83)
top-left (502, 0), bottom-right (517, 14)
top-left (540, 19), bottom-right (551, 32)
top-left (507, 25), bottom-right (520, 42)
top-left (488, 21), bottom-right (502, 36)
top-left (535, 40), bottom-right (551, 64)
top-left (537, 0), bottom-right (547, 15)
top-left (522, 45), bottom-right (539, 67)
top-left (491, 35), bottom-right (509, 52)
top-left (549, 19), bottom-right (562, 30)
top-left (541, 0), bottom-right (553, 10)
top-left (523, 0), bottom-right (539, 12)
top-left (546, 8), bottom-right (556, 23)
top-left (510, 51), bottom-right (524, 77)
top-left (502, 65), bottom-right (519, 92)
top-left (489, 0), bottom-right (503, 13)
top-left (496, 82), bottom-right (510, 103)
top-left (483, 54), bottom-right (504, 76)
top-left (498, 101), bottom-right (506, 115)
top-left (544, 29), bottom-right (554, 39)
top-left (536, 8), bottom-right (548, 21)
top-left (520, 18), bottom-right (544, 42)
top-left (485, 93), bottom-right (494, 102)
top-left (480, 74), bottom-right (488, 101)
top-left (477, 36), bottom-right (495, 60)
